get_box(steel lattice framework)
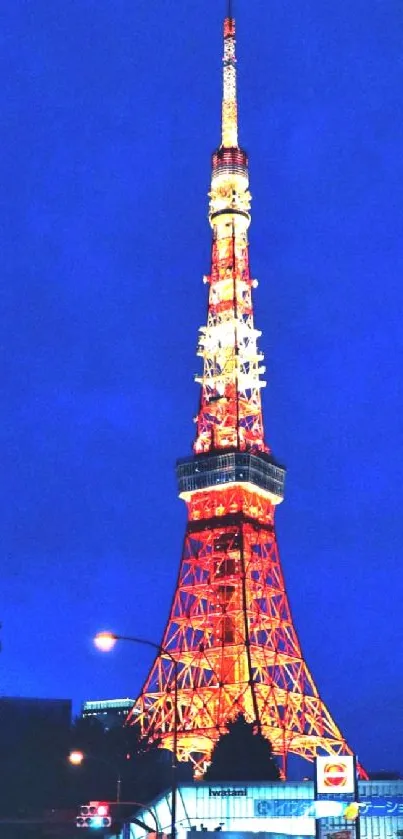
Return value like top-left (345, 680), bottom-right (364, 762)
top-left (128, 11), bottom-right (362, 779)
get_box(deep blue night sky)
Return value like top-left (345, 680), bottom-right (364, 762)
top-left (1, 0), bottom-right (402, 774)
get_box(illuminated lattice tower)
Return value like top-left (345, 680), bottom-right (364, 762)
top-left (129, 11), bottom-right (359, 778)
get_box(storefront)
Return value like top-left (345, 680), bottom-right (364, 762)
top-left (129, 780), bottom-right (403, 839)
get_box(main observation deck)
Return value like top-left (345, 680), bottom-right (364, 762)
top-left (177, 449), bottom-right (286, 504)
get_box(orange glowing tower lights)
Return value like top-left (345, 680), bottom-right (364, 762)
top-left (129, 8), bottom-right (358, 778)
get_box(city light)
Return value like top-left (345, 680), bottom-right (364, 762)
top-left (93, 631), bottom-right (117, 652)
top-left (69, 750), bottom-right (84, 766)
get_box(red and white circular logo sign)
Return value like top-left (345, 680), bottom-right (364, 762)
top-left (323, 762), bottom-right (350, 788)
top-left (316, 756), bottom-right (355, 795)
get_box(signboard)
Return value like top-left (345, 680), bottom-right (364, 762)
top-left (254, 797), bottom-right (403, 819)
top-left (316, 757), bottom-right (355, 795)
top-left (209, 788), bottom-right (247, 798)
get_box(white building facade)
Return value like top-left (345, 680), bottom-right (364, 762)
top-left (129, 780), bottom-right (403, 839)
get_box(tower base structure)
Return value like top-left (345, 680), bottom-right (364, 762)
top-left (132, 452), bottom-right (357, 779)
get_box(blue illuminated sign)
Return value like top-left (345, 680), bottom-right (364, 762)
top-left (254, 798), bottom-right (403, 819)
top-left (255, 801), bottom-right (316, 818)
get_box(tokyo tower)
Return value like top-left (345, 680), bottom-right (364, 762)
top-left (129, 7), bottom-right (358, 778)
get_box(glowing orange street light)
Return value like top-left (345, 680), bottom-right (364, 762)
top-left (68, 750), bottom-right (85, 766)
top-left (68, 749), bottom-right (122, 804)
top-left (94, 631), bottom-right (118, 652)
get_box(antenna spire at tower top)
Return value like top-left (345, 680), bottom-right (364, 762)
top-left (222, 2), bottom-right (238, 147)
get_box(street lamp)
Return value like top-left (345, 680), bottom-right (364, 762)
top-left (68, 749), bottom-right (122, 803)
top-left (94, 631), bottom-right (179, 839)
top-left (68, 749), bottom-right (160, 834)
top-left (69, 749), bottom-right (85, 766)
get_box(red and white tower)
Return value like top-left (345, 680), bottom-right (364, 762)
top-left (129, 8), bottom-right (358, 778)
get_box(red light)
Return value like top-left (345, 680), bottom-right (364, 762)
top-left (97, 804), bottom-right (109, 817)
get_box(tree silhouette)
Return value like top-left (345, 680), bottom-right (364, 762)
top-left (204, 714), bottom-right (281, 782)
top-left (69, 716), bottom-right (193, 804)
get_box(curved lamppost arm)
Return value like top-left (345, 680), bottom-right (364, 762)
top-left (109, 634), bottom-right (175, 665)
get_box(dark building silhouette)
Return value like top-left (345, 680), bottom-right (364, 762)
top-left (0, 696), bottom-right (71, 742)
